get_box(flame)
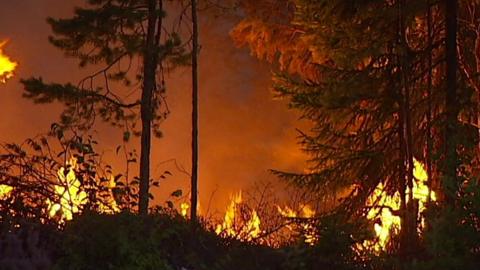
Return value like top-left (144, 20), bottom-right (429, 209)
top-left (0, 184), bottom-right (13, 199)
top-left (47, 158), bottom-right (88, 221)
top-left (215, 192), bottom-right (243, 237)
top-left (277, 204), bottom-right (317, 244)
top-left (245, 209), bottom-right (261, 238)
top-left (47, 157), bottom-right (119, 221)
top-left (99, 175), bottom-right (120, 214)
top-left (1, 157), bottom-right (120, 222)
top-left (365, 159), bottom-right (436, 251)
top-left (0, 40), bottom-right (17, 83)
top-left (180, 202), bottom-right (189, 217)
top-left (215, 191), bottom-right (262, 241)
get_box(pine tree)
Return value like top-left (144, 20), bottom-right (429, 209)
top-left (232, 0), bottom-right (478, 259)
top-left (20, 0), bottom-right (189, 214)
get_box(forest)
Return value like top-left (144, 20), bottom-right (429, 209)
top-left (0, 0), bottom-right (479, 269)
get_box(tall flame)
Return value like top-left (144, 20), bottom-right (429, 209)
top-left (215, 191), bottom-right (262, 241)
top-left (365, 159), bottom-right (436, 251)
top-left (0, 40), bottom-right (17, 83)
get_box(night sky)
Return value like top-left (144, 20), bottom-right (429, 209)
top-left (0, 0), bottom-right (307, 215)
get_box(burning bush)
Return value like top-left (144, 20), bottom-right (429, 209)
top-left (0, 130), bottom-right (137, 228)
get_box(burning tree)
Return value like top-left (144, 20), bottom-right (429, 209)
top-left (231, 0), bottom-right (479, 263)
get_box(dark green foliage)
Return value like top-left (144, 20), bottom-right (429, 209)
top-left (53, 211), bottom-right (286, 270)
top-left (54, 212), bottom-right (174, 270)
top-left (49, 210), bottom-right (377, 270)
top-left (282, 214), bottom-right (373, 270)
top-left (411, 181), bottom-right (480, 270)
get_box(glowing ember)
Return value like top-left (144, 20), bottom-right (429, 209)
top-left (365, 159), bottom-right (436, 251)
top-left (0, 40), bottom-right (17, 83)
top-left (180, 202), bottom-right (189, 217)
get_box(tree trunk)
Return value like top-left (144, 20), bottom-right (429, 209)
top-left (139, 0), bottom-right (160, 215)
top-left (398, 0), bottom-right (418, 258)
top-left (426, 0), bottom-right (434, 204)
top-left (190, 0), bottom-right (199, 223)
top-left (444, 0), bottom-right (458, 203)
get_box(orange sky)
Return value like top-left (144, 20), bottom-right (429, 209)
top-left (0, 0), bottom-right (308, 215)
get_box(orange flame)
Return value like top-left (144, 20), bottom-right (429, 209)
top-left (215, 191), bottom-right (262, 241)
top-left (1, 157), bottom-right (120, 222)
top-left (47, 157), bottom-right (120, 222)
top-left (180, 202), bottom-right (189, 217)
top-left (364, 159), bottom-right (436, 251)
top-left (0, 184), bottom-right (13, 199)
top-left (47, 158), bottom-right (88, 221)
top-left (277, 204), bottom-right (317, 244)
top-left (0, 40), bottom-right (17, 83)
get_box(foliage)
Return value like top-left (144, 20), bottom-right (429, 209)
top-left (0, 129), bottom-right (137, 228)
top-left (410, 181), bottom-right (480, 269)
top-left (53, 211), bottom-right (287, 270)
top-left (19, 0), bottom-right (194, 214)
top-left (231, 0), bottom-right (480, 261)
top-left (20, 0), bottom-right (189, 135)
top-left (282, 213), bottom-right (374, 270)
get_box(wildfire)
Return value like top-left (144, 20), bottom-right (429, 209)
top-left (47, 158), bottom-right (88, 221)
top-left (0, 40), bottom-right (17, 83)
top-left (277, 204), bottom-right (317, 244)
top-left (180, 202), bottom-right (189, 217)
top-left (47, 157), bottom-right (121, 221)
top-left (215, 192), bottom-right (262, 241)
top-left (0, 184), bottom-right (13, 199)
top-left (1, 157), bottom-right (119, 222)
top-left (365, 159), bottom-right (436, 251)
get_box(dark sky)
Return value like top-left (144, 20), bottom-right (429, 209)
top-left (0, 0), bottom-right (307, 215)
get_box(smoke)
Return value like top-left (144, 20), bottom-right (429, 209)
top-left (0, 0), bottom-right (308, 214)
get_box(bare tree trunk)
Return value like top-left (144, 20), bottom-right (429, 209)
top-left (444, 0), bottom-right (458, 203)
top-left (190, 0), bottom-right (199, 223)
top-left (427, 0), bottom-right (434, 204)
top-left (398, 0), bottom-right (418, 258)
top-left (139, 0), bottom-right (161, 215)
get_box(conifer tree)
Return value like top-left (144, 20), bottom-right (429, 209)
top-left (232, 0), bottom-right (478, 258)
top-left (21, 0), bottom-right (189, 214)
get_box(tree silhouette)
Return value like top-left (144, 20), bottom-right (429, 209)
top-left (21, 0), bottom-right (191, 214)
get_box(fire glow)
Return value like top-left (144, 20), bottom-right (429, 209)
top-left (214, 192), bottom-right (262, 241)
top-left (0, 156), bottom-right (435, 249)
top-left (0, 157), bottom-right (120, 222)
top-left (365, 159), bottom-right (436, 251)
top-left (0, 40), bottom-right (17, 83)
